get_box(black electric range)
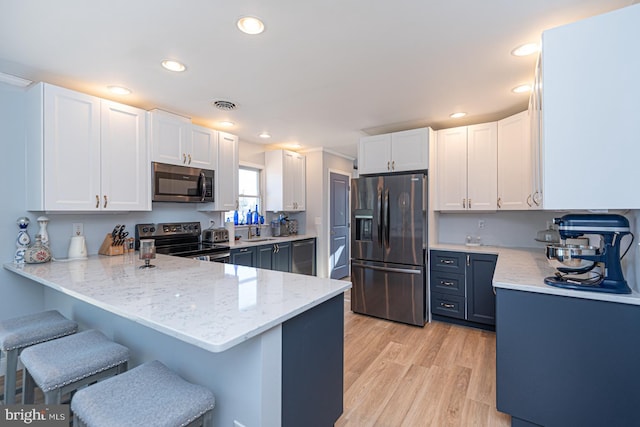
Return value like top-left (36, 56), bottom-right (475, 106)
top-left (135, 222), bottom-right (230, 262)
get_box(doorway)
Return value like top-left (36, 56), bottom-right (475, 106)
top-left (329, 171), bottom-right (350, 279)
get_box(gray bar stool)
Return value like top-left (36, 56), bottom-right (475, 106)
top-left (71, 360), bottom-right (215, 427)
top-left (20, 329), bottom-right (129, 404)
top-left (0, 309), bottom-right (78, 404)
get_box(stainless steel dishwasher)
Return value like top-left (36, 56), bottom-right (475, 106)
top-left (291, 238), bottom-right (316, 276)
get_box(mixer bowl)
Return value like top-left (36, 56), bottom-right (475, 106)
top-left (545, 244), bottom-right (598, 270)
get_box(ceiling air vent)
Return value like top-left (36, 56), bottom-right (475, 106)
top-left (212, 100), bottom-right (237, 111)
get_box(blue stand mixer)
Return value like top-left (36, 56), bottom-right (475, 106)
top-left (544, 214), bottom-right (634, 294)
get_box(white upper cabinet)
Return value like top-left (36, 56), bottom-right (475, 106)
top-left (190, 125), bottom-right (217, 170)
top-left (265, 150), bottom-right (306, 212)
top-left (358, 128), bottom-right (430, 174)
top-left (216, 131), bottom-right (239, 211)
top-left (149, 110), bottom-right (216, 169)
top-left (26, 83), bottom-right (149, 211)
top-left (436, 123), bottom-right (497, 211)
top-left (100, 101), bottom-right (150, 211)
top-left (497, 111), bottom-right (532, 210)
top-left (537, 4), bottom-right (640, 210)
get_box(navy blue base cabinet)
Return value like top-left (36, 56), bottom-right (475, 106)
top-left (496, 288), bottom-right (640, 427)
top-left (430, 250), bottom-right (497, 330)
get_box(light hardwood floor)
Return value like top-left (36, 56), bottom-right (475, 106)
top-left (337, 290), bottom-right (511, 427)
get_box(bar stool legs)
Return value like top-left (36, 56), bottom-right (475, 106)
top-left (0, 310), bottom-right (78, 404)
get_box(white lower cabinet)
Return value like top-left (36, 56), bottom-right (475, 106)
top-left (26, 83), bottom-right (149, 211)
top-left (497, 111), bottom-right (533, 210)
top-left (436, 123), bottom-right (497, 211)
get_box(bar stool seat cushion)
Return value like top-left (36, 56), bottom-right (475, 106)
top-left (71, 360), bottom-right (216, 427)
top-left (20, 329), bottom-right (129, 392)
top-left (0, 310), bottom-right (77, 351)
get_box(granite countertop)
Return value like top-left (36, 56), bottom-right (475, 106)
top-left (429, 243), bottom-right (640, 306)
top-left (227, 233), bottom-right (315, 249)
top-left (3, 254), bottom-right (350, 352)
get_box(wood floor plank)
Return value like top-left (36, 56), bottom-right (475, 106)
top-left (340, 296), bottom-right (511, 426)
top-left (374, 364), bottom-right (432, 427)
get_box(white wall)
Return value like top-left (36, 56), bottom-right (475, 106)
top-left (302, 149), bottom-right (353, 278)
top-left (0, 83), bottom-right (45, 317)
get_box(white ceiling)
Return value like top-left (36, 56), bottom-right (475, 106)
top-left (0, 0), bottom-right (633, 158)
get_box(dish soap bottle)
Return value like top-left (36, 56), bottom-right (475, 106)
top-left (253, 205), bottom-right (259, 224)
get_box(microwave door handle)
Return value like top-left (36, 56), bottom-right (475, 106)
top-left (199, 171), bottom-right (206, 202)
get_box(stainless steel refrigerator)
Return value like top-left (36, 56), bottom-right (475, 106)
top-left (351, 172), bottom-right (427, 326)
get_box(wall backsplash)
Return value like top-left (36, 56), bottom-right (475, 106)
top-left (437, 210), bottom-right (566, 248)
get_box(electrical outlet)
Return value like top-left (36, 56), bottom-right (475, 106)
top-left (478, 219), bottom-right (485, 229)
top-left (73, 223), bottom-right (83, 236)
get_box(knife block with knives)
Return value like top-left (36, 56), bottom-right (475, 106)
top-left (98, 224), bottom-right (132, 256)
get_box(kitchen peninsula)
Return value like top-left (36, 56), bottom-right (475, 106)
top-left (4, 255), bottom-right (350, 427)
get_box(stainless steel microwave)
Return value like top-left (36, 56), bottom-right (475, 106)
top-left (152, 162), bottom-right (214, 203)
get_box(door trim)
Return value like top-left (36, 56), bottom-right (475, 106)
top-left (327, 168), bottom-right (352, 278)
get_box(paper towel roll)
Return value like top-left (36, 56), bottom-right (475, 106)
top-left (226, 222), bottom-right (235, 246)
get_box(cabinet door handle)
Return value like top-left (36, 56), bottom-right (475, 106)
top-left (95, 195), bottom-right (100, 208)
top-left (240, 248), bottom-right (248, 252)
top-left (533, 191), bottom-right (541, 206)
top-left (467, 254), bottom-right (470, 267)
top-left (440, 259), bottom-right (454, 265)
top-left (441, 303), bottom-right (455, 309)
top-left (188, 154), bottom-right (192, 165)
top-left (103, 195), bottom-right (108, 208)
top-left (527, 194), bottom-right (533, 207)
top-left (183, 153), bottom-right (187, 164)
top-left (440, 280), bottom-right (455, 287)
top-left (387, 161), bottom-right (390, 171)
top-left (497, 197), bottom-right (502, 208)
top-left (462, 199), bottom-right (466, 209)
top-left (392, 160), bottom-right (395, 170)
top-left (468, 199), bottom-right (472, 209)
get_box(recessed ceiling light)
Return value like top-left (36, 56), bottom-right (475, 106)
top-left (259, 132), bottom-right (271, 139)
top-left (450, 112), bottom-right (467, 119)
top-left (512, 84), bottom-right (532, 94)
top-left (161, 60), bottom-right (187, 72)
top-left (511, 43), bottom-right (539, 57)
top-left (218, 121), bottom-right (235, 127)
top-left (237, 16), bottom-right (265, 35)
top-left (107, 85), bottom-right (131, 95)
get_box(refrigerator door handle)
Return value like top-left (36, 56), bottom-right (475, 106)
top-left (377, 189), bottom-right (383, 248)
top-left (384, 189), bottom-right (390, 248)
top-left (352, 262), bottom-right (421, 275)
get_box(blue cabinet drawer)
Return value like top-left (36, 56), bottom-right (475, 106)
top-left (431, 292), bottom-right (465, 320)
top-left (430, 250), bottom-right (465, 273)
top-left (430, 271), bottom-right (465, 296)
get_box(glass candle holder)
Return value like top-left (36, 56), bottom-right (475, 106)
top-left (139, 239), bottom-right (156, 269)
